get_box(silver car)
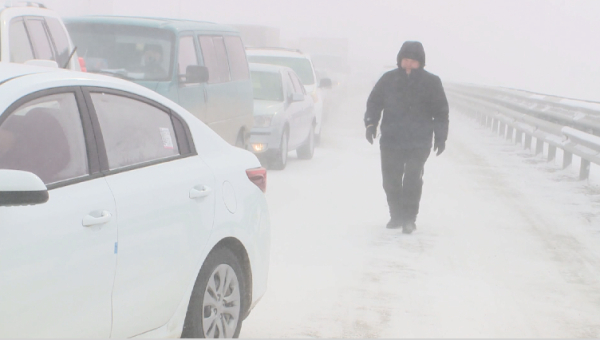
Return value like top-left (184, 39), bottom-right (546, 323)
top-left (248, 63), bottom-right (316, 170)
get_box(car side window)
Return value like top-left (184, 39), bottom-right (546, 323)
top-left (290, 73), bottom-right (305, 94)
top-left (45, 17), bottom-right (71, 67)
top-left (24, 18), bottom-right (55, 61)
top-left (9, 18), bottom-right (35, 63)
top-left (282, 73), bottom-right (294, 99)
top-left (224, 36), bottom-right (249, 81)
top-left (0, 93), bottom-right (89, 184)
top-left (90, 93), bottom-right (180, 170)
top-left (288, 73), bottom-right (301, 94)
top-left (178, 36), bottom-right (198, 81)
top-left (198, 36), bottom-right (230, 83)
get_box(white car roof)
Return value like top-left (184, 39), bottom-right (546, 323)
top-left (0, 63), bottom-right (181, 115)
top-left (0, 4), bottom-right (61, 18)
top-left (246, 48), bottom-right (311, 59)
top-left (249, 62), bottom-right (294, 74)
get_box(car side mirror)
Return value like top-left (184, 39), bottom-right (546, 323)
top-left (319, 78), bottom-right (332, 89)
top-left (185, 65), bottom-right (209, 84)
top-left (291, 93), bottom-right (304, 102)
top-left (0, 170), bottom-right (49, 207)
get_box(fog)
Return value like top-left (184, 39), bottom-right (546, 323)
top-left (43, 0), bottom-right (600, 101)
top-left (4, 1), bottom-right (600, 337)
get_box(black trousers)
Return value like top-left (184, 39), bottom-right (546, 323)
top-left (381, 146), bottom-right (430, 223)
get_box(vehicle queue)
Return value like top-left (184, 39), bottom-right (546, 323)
top-left (0, 2), bottom-right (331, 338)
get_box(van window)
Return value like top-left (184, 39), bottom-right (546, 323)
top-left (25, 18), bottom-right (55, 61)
top-left (45, 17), bottom-right (71, 67)
top-left (224, 36), bottom-right (249, 81)
top-left (199, 36), bottom-right (230, 83)
top-left (212, 37), bottom-right (231, 82)
top-left (66, 23), bottom-right (174, 81)
top-left (178, 36), bottom-right (198, 81)
top-left (9, 19), bottom-right (34, 63)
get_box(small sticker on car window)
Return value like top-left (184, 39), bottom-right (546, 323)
top-left (159, 127), bottom-right (174, 149)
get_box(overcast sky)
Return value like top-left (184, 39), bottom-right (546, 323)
top-left (46, 0), bottom-right (600, 101)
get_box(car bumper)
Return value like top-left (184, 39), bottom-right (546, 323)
top-left (248, 126), bottom-right (284, 155)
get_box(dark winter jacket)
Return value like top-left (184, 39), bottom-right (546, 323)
top-left (364, 67), bottom-right (449, 149)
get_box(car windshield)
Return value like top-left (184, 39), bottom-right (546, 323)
top-left (251, 71), bottom-right (284, 101)
top-left (247, 56), bottom-right (315, 85)
top-left (66, 23), bottom-right (174, 81)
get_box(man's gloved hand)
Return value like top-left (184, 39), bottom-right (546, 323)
top-left (434, 139), bottom-right (446, 156)
top-left (366, 125), bottom-right (377, 144)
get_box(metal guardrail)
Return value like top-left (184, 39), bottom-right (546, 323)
top-left (447, 84), bottom-right (600, 180)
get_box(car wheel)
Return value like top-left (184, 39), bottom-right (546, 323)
top-left (181, 247), bottom-right (246, 339)
top-left (269, 130), bottom-right (288, 170)
top-left (297, 124), bottom-right (315, 160)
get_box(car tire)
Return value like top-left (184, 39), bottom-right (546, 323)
top-left (269, 130), bottom-right (288, 170)
top-left (297, 124), bottom-right (315, 160)
top-left (181, 247), bottom-right (247, 339)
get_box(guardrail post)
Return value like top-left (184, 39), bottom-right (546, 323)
top-left (548, 145), bottom-right (557, 162)
top-left (499, 122), bottom-right (505, 137)
top-left (506, 126), bottom-right (514, 141)
top-left (516, 130), bottom-right (523, 145)
top-left (563, 152), bottom-right (573, 169)
top-left (525, 134), bottom-right (532, 150)
top-left (536, 139), bottom-right (544, 155)
top-left (580, 159), bottom-right (591, 180)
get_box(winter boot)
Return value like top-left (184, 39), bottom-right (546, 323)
top-left (386, 218), bottom-right (402, 229)
top-left (402, 221), bottom-right (416, 234)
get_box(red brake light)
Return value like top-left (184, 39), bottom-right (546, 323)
top-left (246, 167), bottom-right (267, 193)
top-left (78, 57), bottom-right (87, 72)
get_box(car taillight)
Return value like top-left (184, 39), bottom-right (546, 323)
top-left (78, 57), bottom-right (87, 72)
top-left (246, 167), bottom-right (267, 193)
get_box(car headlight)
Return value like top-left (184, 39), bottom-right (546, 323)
top-left (254, 115), bottom-right (273, 127)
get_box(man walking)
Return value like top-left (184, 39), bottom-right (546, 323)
top-left (364, 41), bottom-right (449, 234)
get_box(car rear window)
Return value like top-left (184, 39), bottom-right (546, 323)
top-left (66, 23), bottom-right (174, 81)
top-left (247, 56), bottom-right (315, 85)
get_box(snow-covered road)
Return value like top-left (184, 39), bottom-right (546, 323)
top-left (240, 79), bottom-right (600, 338)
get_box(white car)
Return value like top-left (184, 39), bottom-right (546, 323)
top-left (0, 2), bottom-right (82, 71)
top-left (248, 63), bottom-right (316, 170)
top-left (246, 48), bottom-right (331, 144)
top-left (0, 63), bottom-right (270, 338)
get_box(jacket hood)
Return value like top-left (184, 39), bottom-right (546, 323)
top-left (397, 41), bottom-right (426, 68)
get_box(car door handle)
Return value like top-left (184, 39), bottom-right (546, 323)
top-left (190, 185), bottom-right (212, 199)
top-left (82, 210), bottom-right (112, 227)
